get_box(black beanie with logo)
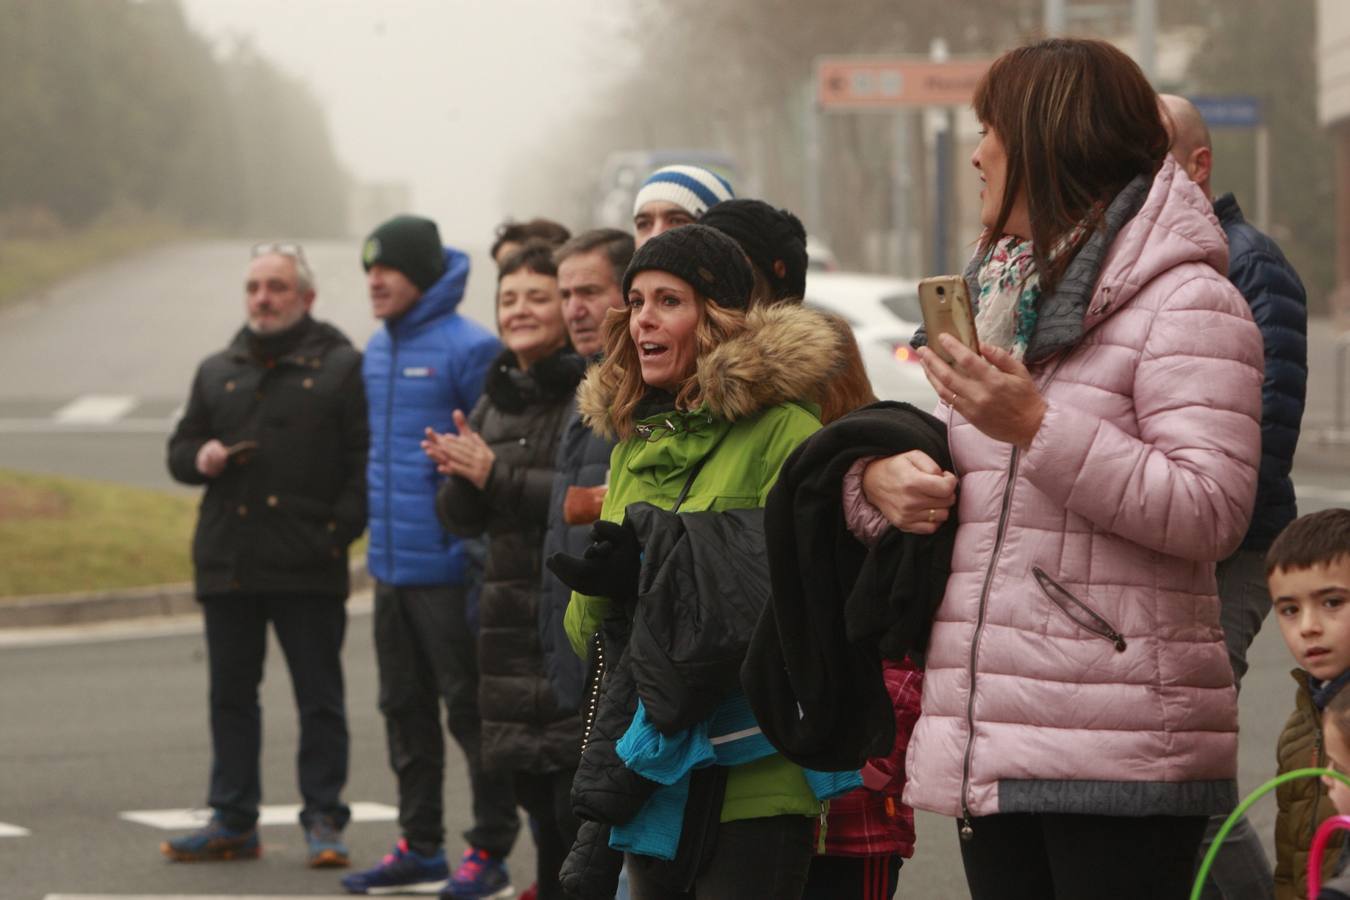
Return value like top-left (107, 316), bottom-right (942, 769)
top-left (362, 215), bottom-right (446, 292)
top-left (621, 224), bottom-right (754, 311)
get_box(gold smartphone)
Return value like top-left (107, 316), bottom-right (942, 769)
top-left (917, 275), bottom-right (979, 364)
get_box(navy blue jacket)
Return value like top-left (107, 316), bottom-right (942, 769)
top-left (364, 247), bottom-right (501, 586)
top-left (538, 400), bottom-right (616, 712)
top-left (1215, 193), bottom-right (1308, 551)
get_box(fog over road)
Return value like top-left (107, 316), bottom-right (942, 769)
top-left (0, 239), bottom-right (499, 491)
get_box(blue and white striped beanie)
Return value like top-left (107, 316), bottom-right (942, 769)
top-left (632, 165), bottom-right (735, 218)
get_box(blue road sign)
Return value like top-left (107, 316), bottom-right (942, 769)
top-left (1190, 95), bottom-right (1262, 128)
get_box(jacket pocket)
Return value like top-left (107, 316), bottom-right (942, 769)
top-left (1031, 566), bottom-right (1127, 652)
top-left (257, 495), bottom-right (339, 571)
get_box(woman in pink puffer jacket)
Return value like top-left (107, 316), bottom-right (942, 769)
top-left (848, 39), bottom-right (1263, 900)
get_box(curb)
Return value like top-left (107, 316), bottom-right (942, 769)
top-left (0, 559), bottom-right (373, 630)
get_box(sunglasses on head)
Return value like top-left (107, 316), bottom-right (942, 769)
top-left (251, 241), bottom-right (308, 262)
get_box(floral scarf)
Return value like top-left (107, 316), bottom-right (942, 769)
top-left (972, 225), bottom-right (1088, 362)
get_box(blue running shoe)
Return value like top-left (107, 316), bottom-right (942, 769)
top-left (160, 816), bottom-right (260, 862)
top-left (306, 817), bottom-right (350, 869)
top-left (441, 847), bottom-right (512, 900)
top-left (341, 839), bottom-right (449, 894)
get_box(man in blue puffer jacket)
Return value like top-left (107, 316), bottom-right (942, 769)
top-left (1165, 93), bottom-right (1309, 900)
top-left (343, 215), bottom-right (520, 896)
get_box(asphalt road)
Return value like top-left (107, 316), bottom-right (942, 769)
top-left (2, 242), bottom-right (1349, 899)
top-left (0, 598), bottom-right (541, 900)
top-left (0, 585), bottom-right (1306, 900)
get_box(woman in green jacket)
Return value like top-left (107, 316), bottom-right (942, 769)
top-left (552, 224), bottom-right (848, 899)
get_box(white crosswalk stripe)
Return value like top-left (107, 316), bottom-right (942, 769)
top-left (53, 395), bottom-right (138, 424)
top-left (119, 802), bottom-right (397, 831)
top-left (1296, 483), bottom-right (1350, 505)
top-left (0, 821), bottom-right (31, 837)
top-left (0, 395), bottom-right (182, 433)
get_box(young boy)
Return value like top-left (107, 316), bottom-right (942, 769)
top-left (1270, 508), bottom-right (1350, 900)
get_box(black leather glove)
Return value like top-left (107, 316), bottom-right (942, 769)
top-left (546, 519), bottom-right (642, 604)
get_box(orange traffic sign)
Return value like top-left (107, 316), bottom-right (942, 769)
top-left (816, 57), bottom-right (991, 109)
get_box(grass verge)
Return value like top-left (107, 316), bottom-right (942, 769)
top-left (0, 468), bottom-right (196, 598)
top-left (0, 217), bottom-right (182, 308)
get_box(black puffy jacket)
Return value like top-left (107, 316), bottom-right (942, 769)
top-left (539, 404), bottom-right (616, 713)
top-left (438, 347), bottom-right (586, 774)
top-left (1215, 193), bottom-right (1308, 551)
top-left (167, 316), bottom-right (368, 598)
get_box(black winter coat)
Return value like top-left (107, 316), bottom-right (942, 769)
top-left (167, 317), bottom-right (368, 598)
top-left (539, 404), bottom-right (616, 713)
top-left (742, 402), bottom-right (954, 772)
top-left (438, 347), bottom-right (586, 774)
top-left (1215, 193), bottom-right (1308, 551)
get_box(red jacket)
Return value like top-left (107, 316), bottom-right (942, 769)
top-left (814, 658), bottom-right (922, 857)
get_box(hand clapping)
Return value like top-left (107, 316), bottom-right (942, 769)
top-left (421, 409), bottom-right (496, 490)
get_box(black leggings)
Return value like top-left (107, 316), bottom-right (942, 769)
top-left (802, 854), bottom-right (901, 900)
top-left (513, 769), bottom-right (579, 900)
top-left (627, 815), bottom-right (814, 900)
top-left (959, 812), bottom-right (1208, 900)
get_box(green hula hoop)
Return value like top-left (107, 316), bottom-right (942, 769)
top-left (1191, 767), bottom-right (1350, 900)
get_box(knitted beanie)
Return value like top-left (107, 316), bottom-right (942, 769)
top-left (622, 224), bottom-right (754, 311)
top-left (632, 165), bottom-right (735, 218)
top-left (701, 199), bottom-right (809, 301)
top-left (362, 215), bottom-right (446, 292)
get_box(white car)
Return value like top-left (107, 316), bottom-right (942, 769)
top-left (802, 270), bottom-right (938, 409)
top-left (805, 235), bottom-right (839, 271)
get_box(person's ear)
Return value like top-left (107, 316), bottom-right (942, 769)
top-left (1188, 146), bottom-right (1213, 191)
top-left (302, 290), bottom-right (317, 311)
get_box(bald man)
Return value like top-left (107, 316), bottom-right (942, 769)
top-left (1163, 93), bottom-right (1309, 900)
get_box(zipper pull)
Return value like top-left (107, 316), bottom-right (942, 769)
top-left (960, 813), bottom-right (974, 842)
top-left (817, 801), bottom-right (829, 854)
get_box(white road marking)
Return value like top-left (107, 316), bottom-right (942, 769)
top-left (1295, 483), bottom-right (1350, 505)
top-left (0, 418), bottom-right (173, 434)
top-left (119, 801), bottom-right (396, 831)
top-left (0, 821), bottom-right (31, 837)
top-left (53, 395), bottom-right (138, 424)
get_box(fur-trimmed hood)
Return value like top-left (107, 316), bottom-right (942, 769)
top-left (578, 303), bottom-right (847, 439)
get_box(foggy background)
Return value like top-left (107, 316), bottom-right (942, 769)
top-left (1, 0), bottom-right (1331, 310)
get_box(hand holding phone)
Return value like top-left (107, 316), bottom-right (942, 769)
top-left (224, 440), bottom-right (259, 465)
top-left (917, 276), bottom-right (979, 364)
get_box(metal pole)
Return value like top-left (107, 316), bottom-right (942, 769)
top-left (1045, 0), bottom-right (1067, 35)
top-left (1255, 124), bottom-right (1271, 233)
top-left (934, 122), bottom-right (951, 275)
top-left (1133, 0), bottom-right (1157, 82)
top-left (804, 78), bottom-right (823, 242)
top-left (891, 113), bottom-right (912, 276)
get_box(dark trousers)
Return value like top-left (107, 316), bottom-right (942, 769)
top-left (514, 769), bottom-right (579, 900)
top-left (374, 581), bottom-right (519, 855)
top-left (202, 592), bottom-right (349, 831)
top-left (627, 815), bottom-right (815, 900)
top-left (959, 812), bottom-right (1209, 900)
top-left (802, 854), bottom-right (901, 900)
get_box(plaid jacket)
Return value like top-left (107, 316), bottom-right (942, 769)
top-left (814, 658), bottom-right (922, 857)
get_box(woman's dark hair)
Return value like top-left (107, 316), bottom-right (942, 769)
top-left (973, 38), bottom-right (1169, 293)
top-left (1266, 508), bottom-right (1350, 576)
top-left (497, 240), bottom-right (558, 281)
top-left (491, 217), bottom-right (571, 261)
